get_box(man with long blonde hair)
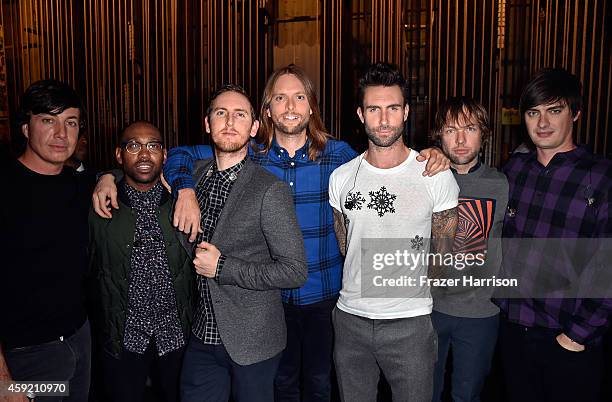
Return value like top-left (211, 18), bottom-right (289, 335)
top-left (93, 64), bottom-right (448, 401)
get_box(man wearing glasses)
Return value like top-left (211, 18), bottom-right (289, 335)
top-left (88, 121), bottom-right (195, 402)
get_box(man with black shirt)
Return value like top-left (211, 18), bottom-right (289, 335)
top-left (0, 80), bottom-right (93, 401)
top-left (88, 121), bottom-right (195, 402)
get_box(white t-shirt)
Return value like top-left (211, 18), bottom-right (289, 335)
top-left (329, 150), bottom-right (459, 319)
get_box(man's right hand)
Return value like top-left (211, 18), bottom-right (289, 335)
top-left (92, 174), bottom-right (119, 219)
top-left (174, 188), bottom-right (202, 242)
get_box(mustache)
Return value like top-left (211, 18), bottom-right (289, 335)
top-left (218, 129), bottom-right (239, 135)
top-left (374, 125), bottom-right (398, 132)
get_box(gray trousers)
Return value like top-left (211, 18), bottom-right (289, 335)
top-left (332, 307), bottom-right (437, 402)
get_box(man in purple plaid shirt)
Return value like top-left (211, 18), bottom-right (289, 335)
top-left (497, 68), bottom-right (612, 402)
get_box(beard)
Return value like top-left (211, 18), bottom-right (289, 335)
top-left (213, 131), bottom-right (250, 153)
top-left (364, 123), bottom-right (404, 147)
top-left (272, 113), bottom-right (309, 135)
top-left (215, 138), bottom-right (249, 153)
top-left (448, 148), bottom-right (479, 167)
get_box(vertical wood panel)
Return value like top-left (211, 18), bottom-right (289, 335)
top-left (2, 0), bottom-right (610, 166)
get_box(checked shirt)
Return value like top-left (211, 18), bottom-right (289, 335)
top-left (191, 159), bottom-right (244, 344)
top-left (498, 146), bottom-right (612, 344)
top-left (164, 139), bottom-right (357, 305)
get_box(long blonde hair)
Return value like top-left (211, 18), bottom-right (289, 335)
top-left (256, 64), bottom-right (331, 161)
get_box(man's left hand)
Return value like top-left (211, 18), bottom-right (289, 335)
top-left (417, 147), bottom-right (451, 176)
top-left (556, 333), bottom-right (585, 352)
top-left (193, 241), bottom-right (221, 278)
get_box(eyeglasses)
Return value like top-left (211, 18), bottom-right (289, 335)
top-left (121, 141), bottom-right (164, 154)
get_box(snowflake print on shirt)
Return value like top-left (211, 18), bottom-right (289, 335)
top-left (367, 186), bottom-right (397, 217)
top-left (346, 191), bottom-right (366, 210)
top-left (411, 235), bottom-right (424, 251)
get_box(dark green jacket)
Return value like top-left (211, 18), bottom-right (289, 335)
top-left (88, 181), bottom-right (195, 358)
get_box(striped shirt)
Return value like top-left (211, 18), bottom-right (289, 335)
top-left (163, 139), bottom-right (357, 305)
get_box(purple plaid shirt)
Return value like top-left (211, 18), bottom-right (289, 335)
top-left (498, 145), bottom-right (612, 344)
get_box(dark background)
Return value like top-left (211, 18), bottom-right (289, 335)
top-left (1, 1), bottom-right (611, 401)
top-left (0, 0), bottom-right (611, 170)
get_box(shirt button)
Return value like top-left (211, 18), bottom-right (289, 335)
top-left (289, 182), bottom-right (294, 186)
top-left (290, 162), bottom-right (295, 166)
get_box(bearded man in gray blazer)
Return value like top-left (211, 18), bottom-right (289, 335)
top-left (177, 84), bottom-right (307, 402)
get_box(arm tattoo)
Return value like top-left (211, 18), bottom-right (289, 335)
top-left (429, 207), bottom-right (458, 278)
top-left (333, 208), bottom-right (347, 257)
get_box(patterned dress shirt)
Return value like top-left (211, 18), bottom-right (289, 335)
top-left (123, 181), bottom-right (184, 355)
top-left (191, 159), bottom-right (245, 344)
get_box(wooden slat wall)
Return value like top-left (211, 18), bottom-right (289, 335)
top-left (427, 0), bottom-right (500, 163)
top-left (202, 1), bottom-right (267, 110)
top-left (321, 0), bottom-right (343, 137)
top-left (352, 1), bottom-right (500, 160)
top-left (2, 1), bottom-right (610, 166)
top-left (371, 0), bottom-right (402, 64)
top-left (1, 0), bottom-right (79, 124)
top-left (80, 0), bottom-right (183, 168)
top-left (2, 0), bottom-right (270, 169)
top-left (501, 0), bottom-right (611, 159)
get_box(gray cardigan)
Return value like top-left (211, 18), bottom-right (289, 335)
top-left (179, 157), bottom-right (307, 365)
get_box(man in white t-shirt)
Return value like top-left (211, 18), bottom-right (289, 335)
top-left (329, 63), bottom-right (459, 402)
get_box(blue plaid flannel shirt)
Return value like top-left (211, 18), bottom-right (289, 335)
top-left (163, 139), bottom-right (358, 305)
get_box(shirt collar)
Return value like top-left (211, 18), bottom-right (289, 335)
top-left (270, 137), bottom-right (310, 161)
top-left (211, 157), bottom-right (246, 182)
top-left (450, 160), bottom-right (481, 175)
top-left (121, 180), bottom-right (165, 208)
top-left (527, 144), bottom-right (590, 168)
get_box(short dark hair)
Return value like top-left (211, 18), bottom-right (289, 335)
top-left (520, 68), bottom-right (582, 117)
top-left (357, 62), bottom-right (410, 108)
top-left (206, 84), bottom-right (256, 121)
top-left (16, 79), bottom-right (86, 130)
top-left (431, 97), bottom-right (491, 144)
top-left (119, 120), bottom-right (161, 144)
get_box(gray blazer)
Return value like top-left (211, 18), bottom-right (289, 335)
top-left (179, 158), bottom-right (307, 365)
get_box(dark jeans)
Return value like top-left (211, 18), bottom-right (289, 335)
top-left (499, 318), bottom-right (603, 402)
top-left (431, 311), bottom-right (499, 402)
top-left (4, 320), bottom-right (91, 402)
top-left (274, 298), bottom-right (336, 402)
top-left (101, 343), bottom-right (184, 402)
top-left (181, 336), bottom-right (281, 402)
